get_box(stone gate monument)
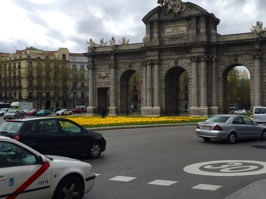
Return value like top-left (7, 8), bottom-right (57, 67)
top-left (85, 0), bottom-right (266, 116)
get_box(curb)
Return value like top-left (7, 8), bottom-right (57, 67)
top-left (87, 123), bottom-right (197, 131)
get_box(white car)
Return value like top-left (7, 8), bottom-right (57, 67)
top-left (0, 108), bottom-right (9, 115)
top-left (253, 106), bottom-right (266, 124)
top-left (56, 108), bottom-right (72, 116)
top-left (0, 136), bottom-right (95, 199)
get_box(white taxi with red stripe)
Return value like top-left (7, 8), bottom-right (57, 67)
top-left (0, 136), bottom-right (95, 199)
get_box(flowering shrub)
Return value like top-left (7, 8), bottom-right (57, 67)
top-left (65, 116), bottom-right (208, 127)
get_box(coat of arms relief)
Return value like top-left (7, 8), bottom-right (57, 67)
top-left (158, 0), bottom-right (187, 16)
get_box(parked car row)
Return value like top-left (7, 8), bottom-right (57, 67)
top-left (0, 108), bottom-right (87, 119)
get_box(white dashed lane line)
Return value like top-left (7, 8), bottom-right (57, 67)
top-left (192, 184), bottom-right (222, 191)
top-left (148, 179), bottom-right (178, 186)
top-left (95, 174), bottom-right (222, 191)
top-left (109, 176), bottom-right (137, 182)
top-left (93, 160), bottom-right (266, 193)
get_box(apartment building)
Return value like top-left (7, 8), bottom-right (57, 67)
top-left (0, 47), bottom-right (88, 110)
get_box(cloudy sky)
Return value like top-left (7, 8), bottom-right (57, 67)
top-left (0, 0), bottom-right (265, 53)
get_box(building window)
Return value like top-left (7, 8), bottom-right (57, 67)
top-left (80, 65), bottom-right (84, 71)
top-left (73, 92), bottom-right (77, 99)
top-left (62, 54), bottom-right (66, 60)
top-left (46, 92), bottom-right (50, 98)
top-left (81, 92), bottom-right (84, 99)
top-left (29, 92), bottom-right (33, 99)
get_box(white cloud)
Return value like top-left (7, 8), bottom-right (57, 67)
top-left (0, 0), bottom-right (265, 53)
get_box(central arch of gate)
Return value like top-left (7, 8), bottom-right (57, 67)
top-left (85, 1), bottom-right (266, 116)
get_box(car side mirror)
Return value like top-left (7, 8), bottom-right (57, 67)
top-left (37, 155), bottom-right (45, 164)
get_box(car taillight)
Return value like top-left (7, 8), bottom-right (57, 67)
top-left (13, 135), bottom-right (20, 141)
top-left (213, 125), bottom-right (223, 131)
top-left (196, 124), bottom-right (200, 129)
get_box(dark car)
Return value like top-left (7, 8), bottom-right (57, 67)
top-left (0, 117), bottom-right (106, 158)
top-left (3, 110), bottom-right (25, 120)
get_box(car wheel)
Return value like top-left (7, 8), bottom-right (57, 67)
top-left (52, 176), bottom-right (84, 199)
top-left (260, 129), bottom-right (266, 140)
top-left (227, 132), bottom-right (237, 144)
top-left (88, 142), bottom-right (102, 158)
top-left (203, 137), bottom-right (211, 142)
top-left (62, 113), bottom-right (65, 116)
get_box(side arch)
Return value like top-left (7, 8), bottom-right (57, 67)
top-left (221, 62), bottom-right (251, 113)
top-left (119, 64), bottom-right (142, 115)
top-left (164, 65), bottom-right (189, 115)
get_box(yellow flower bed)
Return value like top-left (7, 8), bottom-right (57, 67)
top-left (65, 116), bottom-right (208, 127)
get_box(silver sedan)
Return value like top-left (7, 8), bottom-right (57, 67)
top-left (196, 114), bottom-right (266, 144)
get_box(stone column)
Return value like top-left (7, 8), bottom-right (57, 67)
top-left (146, 60), bottom-right (153, 107)
top-left (109, 62), bottom-right (118, 115)
top-left (254, 53), bottom-right (262, 106)
top-left (153, 59), bottom-right (161, 115)
top-left (153, 60), bottom-right (159, 106)
top-left (190, 56), bottom-right (199, 115)
top-left (199, 56), bottom-right (208, 115)
top-left (142, 62), bottom-right (147, 106)
top-left (210, 56), bottom-right (219, 114)
top-left (141, 62), bottom-right (147, 115)
top-left (87, 64), bottom-right (96, 115)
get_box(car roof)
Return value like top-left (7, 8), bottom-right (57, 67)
top-left (0, 135), bottom-right (13, 141)
top-left (4, 117), bottom-right (59, 122)
top-left (211, 114), bottom-right (249, 118)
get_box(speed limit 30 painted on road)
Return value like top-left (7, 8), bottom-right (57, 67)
top-left (184, 160), bottom-right (266, 176)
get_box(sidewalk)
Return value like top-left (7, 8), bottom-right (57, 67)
top-left (224, 179), bottom-right (266, 199)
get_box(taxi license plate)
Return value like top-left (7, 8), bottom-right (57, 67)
top-left (202, 126), bottom-right (211, 130)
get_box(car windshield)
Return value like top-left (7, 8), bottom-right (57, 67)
top-left (206, 116), bottom-right (230, 123)
top-left (0, 121), bottom-right (23, 134)
top-left (254, 108), bottom-right (266, 114)
top-left (7, 110), bottom-right (16, 113)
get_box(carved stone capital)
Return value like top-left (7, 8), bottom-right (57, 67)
top-left (109, 62), bottom-right (115, 68)
top-left (147, 59), bottom-right (153, 65)
top-left (141, 61), bottom-right (147, 66)
top-left (211, 56), bottom-right (217, 62)
top-left (200, 56), bottom-right (208, 62)
top-left (153, 59), bottom-right (159, 65)
top-left (87, 63), bottom-right (94, 70)
top-left (190, 56), bottom-right (198, 62)
top-left (253, 52), bottom-right (262, 59)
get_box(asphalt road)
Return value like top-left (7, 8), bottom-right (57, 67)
top-left (82, 126), bottom-right (266, 199)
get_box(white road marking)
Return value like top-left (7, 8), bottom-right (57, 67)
top-left (109, 176), bottom-right (136, 182)
top-left (148, 180), bottom-right (178, 186)
top-left (192, 184), bottom-right (222, 191)
top-left (184, 160), bottom-right (266, 176)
